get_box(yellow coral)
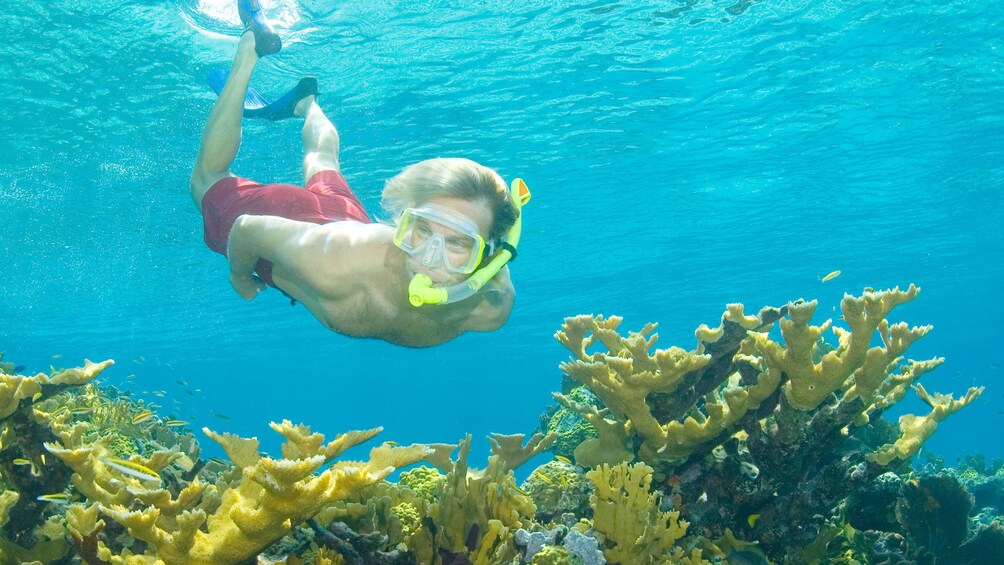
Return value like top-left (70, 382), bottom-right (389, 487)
top-left (586, 461), bottom-right (694, 564)
top-left (52, 422), bottom-right (431, 565)
top-left (868, 384), bottom-right (983, 465)
top-left (0, 490), bottom-right (17, 529)
top-left (0, 359), bottom-right (112, 420)
top-left (752, 285), bottom-right (924, 410)
top-left (407, 435), bottom-right (536, 563)
top-left (556, 315), bottom-right (712, 459)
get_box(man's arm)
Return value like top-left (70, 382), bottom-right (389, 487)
top-left (463, 265), bottom-right (515, 332)
top-left (226, 215), bottom-right (337, 300)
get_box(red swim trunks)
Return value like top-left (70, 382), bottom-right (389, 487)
top-left (201, 170), bottom-right (372, 287)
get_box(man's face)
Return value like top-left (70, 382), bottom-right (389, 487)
top-left (400, 196), bottom-right (492, 285)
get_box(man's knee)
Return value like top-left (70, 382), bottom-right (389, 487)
top-left (303, 153), bottom-right (340, 179)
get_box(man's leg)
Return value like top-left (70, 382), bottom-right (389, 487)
top-left (295, 96), bottom-right (341, 184)
top-left (189, 33), bottom-right (259, 209)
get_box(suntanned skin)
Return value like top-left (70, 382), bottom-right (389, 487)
top-left (190, 32), bottom-right (514, 347)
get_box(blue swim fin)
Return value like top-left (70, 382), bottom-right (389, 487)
top-left (206, 68), bottom-right (318, 121)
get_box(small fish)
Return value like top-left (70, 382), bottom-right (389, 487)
top-left (36, 493), bottom-right (70, 504)
top-left (512, 484), bottom-right (529, 496)
top-left (176, 380), bottom-right (187, 386)
top-left (125, 374), bottom-right (136, 379)
top-left (164, 420), bottom-right (189, 427)
top-left (152, 390), bottom-right (166, 397)
top-left (69, 407), bottom-right (93, 415)
top-left (208, 457), bottom-right (228, 465)
top-left (554, 455), bottom-right (573, 465)
top-left (533, 471), bottom-right (554, 485)
top-left (131, 411), bottom-right (154, 424)
top-left (52, 354), bottom-right (62, 359)
top-left (821, 270), bottom-right (841, 282)
top-left (31, 392), bottom-right (43, 402)
top-left (211, 411), bottom-right (231, 420)
top-left (13, 364), bottom-right (25, 373)
top-left (40, 454), bottom-right (47, 466)
top-left (747, 513), bottom-right (760, 527)
top-left (12, 458), bottom-right (31, 466)
top-left (384, 441), bottom-right (399, 447)
top-left (100, 456), bottom-right (161, 483)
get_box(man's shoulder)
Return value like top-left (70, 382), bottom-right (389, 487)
top-left (314, 220), bottom-right (394, 243)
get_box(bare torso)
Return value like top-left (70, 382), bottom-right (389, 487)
top-left (229, 217), bottom-right (512, 347)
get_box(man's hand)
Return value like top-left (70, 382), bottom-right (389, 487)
top-left (230, 271), bottom-right (265, 300)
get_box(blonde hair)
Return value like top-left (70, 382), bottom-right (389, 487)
top-left (381, 158), bottom-right (519, 241)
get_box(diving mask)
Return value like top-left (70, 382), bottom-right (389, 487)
top-left (393, 203), bottom-right (488, 275)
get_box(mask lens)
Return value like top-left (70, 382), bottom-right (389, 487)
top-left (393, 206), bottom-right (485, 274)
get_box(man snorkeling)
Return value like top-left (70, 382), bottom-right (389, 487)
top-left (189, 0), bottom-right (527, 347)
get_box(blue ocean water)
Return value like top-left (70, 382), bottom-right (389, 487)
top-left (1, 0), bottom-right (1001, 467)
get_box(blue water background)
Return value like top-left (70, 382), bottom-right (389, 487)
top-left (2, 0), bottom-right (1002, 467)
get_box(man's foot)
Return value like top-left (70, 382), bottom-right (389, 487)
top-left (294, 94), bottom-right (316, 117)
top-left (238, 0), bottom-right (281, 57)
top-left (258, 77), bottom-right (318, 120)
top-left (206, 69), bottom-right (317, 121)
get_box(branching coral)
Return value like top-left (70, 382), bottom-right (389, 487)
top-left (554, 304), bottom-right (781, 466)
top-left (550, 285), bottom-right (982, 561)
top-left (45, 418), bottom-right (433, 565)
top-left (587, 461), bottom-right (706, 564)
top-left (316, 433), bottom-right (553, 565)
top-left (0, 359), bottom-right (113, 550)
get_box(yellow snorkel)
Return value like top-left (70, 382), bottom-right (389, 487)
top-left (408, 178), bottom-right (531, 307)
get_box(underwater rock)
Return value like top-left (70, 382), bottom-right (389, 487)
top-left (522, 460), bottom-right (594, 523)
top-left (954, 522), bottom-right (1004, 565)
top-left (539, 386), bottom-right (600, 460)
top-left (845, 472), bottom-right (903, 532)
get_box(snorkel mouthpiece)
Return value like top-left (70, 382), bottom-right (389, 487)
top-left (408, 178), bottom-right (531, 307)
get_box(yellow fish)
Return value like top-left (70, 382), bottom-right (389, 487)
top-left (554, 455), bottom-right (572, 465)
top-left (533, 471), bottom-right (554, 485)
top-left (131, 411), bottom-right (153, 424)
top-left (12, 458), bottom-right (31, 466)
top-left (821, 270), bottom-right (841, 282)
top-left (747, 513), bottom-right (760, 528)
top-left (100, 456), bottom-right (161, 483)
top-left (164, 420), bottom-right (189, 427)
top-left (37, 493), bottom-right (70, 503)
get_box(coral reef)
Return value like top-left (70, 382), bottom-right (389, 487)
top-left (0, 284), bottom-right (995, 564)
top-left (546, 285), bottom-right (985, 561)
top-left (0, 359), bottom-right (431, 564)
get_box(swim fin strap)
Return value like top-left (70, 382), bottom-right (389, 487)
top-left (206, 68), bottom-right (318, 121)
